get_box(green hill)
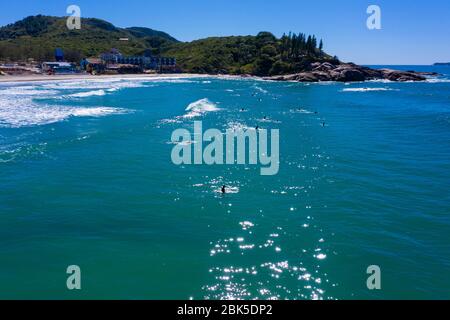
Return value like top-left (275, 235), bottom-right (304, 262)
top-left (162, 32), bottom-right (333, 76)
top-left (0, 15), bottom-right (178, 62)
top-left (125, 27), bottom-right (178, 43)
top-left (0, 15), bottom-right (334, 76)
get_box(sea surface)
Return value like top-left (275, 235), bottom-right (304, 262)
top-left (0, 66), bottom-right (449, 300)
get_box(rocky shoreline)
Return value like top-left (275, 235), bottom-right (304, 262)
top-left (265, 62), bottom-right (438, 82)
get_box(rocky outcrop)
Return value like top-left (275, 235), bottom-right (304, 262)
top-left (265, 62), bottom-right (438, 83)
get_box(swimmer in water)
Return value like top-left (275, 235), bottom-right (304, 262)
top-left (322, 122), bottom-right (326, 127)
top-left (221, 185), bottom-right (227, 194)
top-left (256, 126), bottom-right (260, 130)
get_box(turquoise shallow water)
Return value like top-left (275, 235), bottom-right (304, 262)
top-left (1, 67), bottom-right (449, 300)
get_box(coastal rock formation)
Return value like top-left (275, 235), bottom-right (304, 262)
top-left (265, 62), bottom-right (437, 82)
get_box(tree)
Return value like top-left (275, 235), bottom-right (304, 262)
top-left (269, 60), bottom-right (292, 75)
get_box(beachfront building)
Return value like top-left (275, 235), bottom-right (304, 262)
top-left (81, 49), bottom-right (177, 74)
top-left (100, 48), bottom-right (123, 64)
top-left (116, 55), bottom-right (177, 71)
top-left (41, 62), bottom-right (77, 74)
top-left (99, 48), bottom-right (177, 72)
top-left (158, 57), bottom-right (177, 72)
top-left (80, 58), bottom-right (106, 74)
top-left (106, 64), bottom-right (142, 74)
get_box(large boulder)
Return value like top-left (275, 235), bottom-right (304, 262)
top-left (264, 61), bottom-right (433, 83)
top-left (335, 68), bottom-right (366, 82)
top-left (312, 62), bottom-right (337, 72)
top-left (295, 73), bottom-right (320, 82)
top-left (380, 69), bottom-right (426, 81)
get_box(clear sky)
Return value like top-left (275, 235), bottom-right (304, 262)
top-left (1, 0), bottom-right (449, 65)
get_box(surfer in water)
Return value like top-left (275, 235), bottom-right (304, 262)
top-left (221, 185), bottom-right (227, 194)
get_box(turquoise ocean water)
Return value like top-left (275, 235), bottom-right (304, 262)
top-left (0, 66), bottom-right (449, 300)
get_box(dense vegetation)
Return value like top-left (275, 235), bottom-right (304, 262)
top-left (0, 15), bottom-right (178, 62)
top-left (0, 15), bottom-right (336, 76)
top-left (163, 32), bottom-right (333, 76)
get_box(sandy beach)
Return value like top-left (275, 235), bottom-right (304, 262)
top-left (0, 73), bottom-right (210, 83)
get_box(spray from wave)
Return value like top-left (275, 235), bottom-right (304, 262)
top-left (184, 98), bottom-right (220, 118)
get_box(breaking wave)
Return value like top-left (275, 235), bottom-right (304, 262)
top-left (184, 98), bottom-right (220, 118)
top-left (67, 90), bottom-right (107, 98)
top-left (41, 79), bottom-right (147, 91)
top-left (0, 86), bottom-right (59, 96)
top-left (342, 87), bottom-right (398, 92)
top-left (0, 89), bottom-right (131, 128)
top-left (0, 100), bottom-right (131, 128)
top-left (425, 78), bottom-right (450, 83)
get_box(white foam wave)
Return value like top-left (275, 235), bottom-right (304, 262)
top-left (258, 117), bottom-right (282, 124)
top-left (159, 118), bottom-right (182, 125)
top-left (147, 79), bottom-right (197, 84)
top-left (253, 85), bottom-right (268, 94)
top-left (67, 90), bottom-right (106, 98)
top-left (69, 107), bottom-right (129, 117)
top-left (0, 86), bottom-right (58, 96)
top-left (0, 94), bottom-right (131, 128)
top-left (226, 121), bottom-right (252, 132)
top-left (342, 87), bottom-right (397, 92)
top-left (290, 108), bottom-right (315, 114)
top-left (425, 78), bottom-right (450, 83)
top-left (366, 79), bottom-right (394, 84)
top-left (184, 98), bottom-right (220, 118)
top-left (42, 79), bottom-right (147, 90)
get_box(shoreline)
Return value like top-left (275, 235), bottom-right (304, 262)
top-left (0, 69), bottom-right (442, 85)
top-left (0, 73), bottom-right (212, 84)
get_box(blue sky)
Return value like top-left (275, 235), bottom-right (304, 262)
top-left (1, 0), bottom-right (449, 64)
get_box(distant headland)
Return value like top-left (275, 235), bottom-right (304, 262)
top-left (434, 62), bottom-right (450, 66)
